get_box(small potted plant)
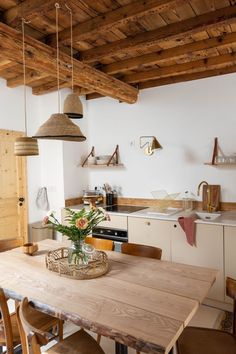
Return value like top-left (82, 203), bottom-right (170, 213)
top-left (43, 206), bottom-right (110, 265)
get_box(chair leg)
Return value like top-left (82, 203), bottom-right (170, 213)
top-left (97, 334), bottom-right (101, 344)
top-left (136, 351), bottom-right (141, 354)
top-left (58, 320), bottom-right (64, 341)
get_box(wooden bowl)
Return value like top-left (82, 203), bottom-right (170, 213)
top-left (22, 243), bottom-right (38, 256)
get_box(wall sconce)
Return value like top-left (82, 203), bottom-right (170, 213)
top-left (139, 136), bottom-right (162, 155)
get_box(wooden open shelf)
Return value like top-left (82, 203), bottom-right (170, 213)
top-left (204, 137), bottom-right (236, 167)
top-left (81, 145), bottom-right (123, 167)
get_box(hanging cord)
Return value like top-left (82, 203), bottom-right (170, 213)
top-left (21, 18), bottom-right (30, 135)
top-left (65, 3), bottom-right (74, 92)
top-left (55, 3), bottom-right (61, 113)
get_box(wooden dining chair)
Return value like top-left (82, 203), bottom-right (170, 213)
top-left (121, 242), bottom-right (162, 260)
top-left (16, 297), bottom-right (105, 354)
top-left (176, 276), bottom-right (236, 354)
top-left (85, 237), bottom-right (114, 251)
top-left (0, 288), bottom-right (63, 354)
top-left (121, 242), bottom-right (162, 354)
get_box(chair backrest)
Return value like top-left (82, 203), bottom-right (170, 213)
top-left (121, 242), bottom-right (162, 260)
top-left (85, 237), bottom-right (114, 251)
top-left (16, 298), bottom-right (51, 354)
top-left (226, 277), bottom-right (236, 336)
top-left (0, 288), bottom-right (14, 353)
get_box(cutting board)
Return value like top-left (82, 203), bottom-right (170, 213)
top-left (202, 185), bottom-right (221, 211)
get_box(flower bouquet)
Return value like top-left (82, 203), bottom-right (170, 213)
top-left (43, 206), bottom-right (110, 265)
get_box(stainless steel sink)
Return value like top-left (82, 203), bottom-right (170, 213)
top-left (196, 211), bottom-right (221, 221)
top-left (146, 207), bottom-right (182, 217)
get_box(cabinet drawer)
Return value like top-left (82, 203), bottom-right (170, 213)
top-left (99, 214), bottom-right (127, 230)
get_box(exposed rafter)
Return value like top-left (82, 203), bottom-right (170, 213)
top-left (101, 32), bottom-right (236, 75)
top-left (0, 22), bottom-right (138, 103)
top-left (4, 0), bottom-right (56, 27)
top-left (7, 70), bottom-right (49, 88)
top-left (122, 52), bottom-right (236, 83)
top-left (47, 0), bottom-right (186, 46)
top-left (80, 6), bottom-right (236, 63)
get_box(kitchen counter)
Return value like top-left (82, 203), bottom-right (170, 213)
top-left (67, 204), bottom-right (236, 226)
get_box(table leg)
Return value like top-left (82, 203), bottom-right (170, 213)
top-left (115, 342), bottom-right (128, 354)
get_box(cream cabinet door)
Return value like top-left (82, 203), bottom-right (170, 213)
top-left (128, 217), bottom-right (172, 260)
top-left (171, 222), bottom-right (224, 302)
top-left (224, 226), bottom-right (236, 303)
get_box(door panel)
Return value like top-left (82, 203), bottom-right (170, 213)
top-left (0, 129), bottom-right (27, 250)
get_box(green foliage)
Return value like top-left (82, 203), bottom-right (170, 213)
top-left (44, 207), bottom-right (109, 243)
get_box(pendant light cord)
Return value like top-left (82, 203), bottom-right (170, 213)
top-left (65, 4), bottom-right (74, 92)
top-left (22, 18), bottom-right (28, 135)
top-left (55, 3), bottom-right (61, 113)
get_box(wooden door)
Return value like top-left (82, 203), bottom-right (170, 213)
top-left (0, 129), bottom-right (28, 251)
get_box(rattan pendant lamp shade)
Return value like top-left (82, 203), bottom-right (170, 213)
top-left (63, 5), bottom-right (83, 119)
top-left (33, 4), bottom-right (86, 142)
top-left (14, 19), bottom-right (39, 156)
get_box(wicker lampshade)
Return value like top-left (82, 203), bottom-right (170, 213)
top-left (33, 113), bottom-right (86, 142)
top-left (63, 93), bottom-right (83, 119)
top-left (14, 137), bottom-right (39, 156)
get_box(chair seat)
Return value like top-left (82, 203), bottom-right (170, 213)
top-left (46, 329), bottom-right (105, 354)
top-left (177, 326), bottom-right (236, 354)
top-left (0, 309), bottom-right (60, 346)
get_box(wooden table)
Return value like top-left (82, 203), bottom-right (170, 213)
top-left (0, 239), bottom-right (217, 354)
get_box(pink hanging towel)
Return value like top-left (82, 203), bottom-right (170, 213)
top-left (178, 215), bottom-right (198, 246)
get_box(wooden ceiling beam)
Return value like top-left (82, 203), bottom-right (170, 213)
top-left (3, 0), bottom-right (56, 27)
top-left (0, 22), bottom-right (138, 103)
top-left (47, 0), bottom-right (186, 46)
top-left (32, 79), bottom-right (93, 96)
top-left (123, 52), bottom-right (236, 83)
top-left (138, 64), bottom-right (236, 89)
top-left (101, 32), bottom-right (236, 75)
top-left (7, 70), bottom-right (49, 88)
top-left (86, 64), bottom-right (236, 100)
top-left (81, 5), bottom-right (236, 63)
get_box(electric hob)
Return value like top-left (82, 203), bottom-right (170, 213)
top-left (104, 205), bottom-right (148, 213)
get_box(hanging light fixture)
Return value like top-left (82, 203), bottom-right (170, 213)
top-left (14, 19), bottom-right (39, 156)
top-left (33, 3), bottom-right (86, 141)
top-left (63, 4), bottom-right (83, 119)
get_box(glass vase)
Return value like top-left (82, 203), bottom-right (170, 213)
top-left (68, 239), bottom-right (88, 266)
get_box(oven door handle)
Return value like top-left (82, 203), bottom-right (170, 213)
top-left (92, 233), bottom-right (128, 242)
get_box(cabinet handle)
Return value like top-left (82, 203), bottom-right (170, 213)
top-left (174, 224), bottom-right (177, 228)
top-left (145, 221), bottom-right (151, 226)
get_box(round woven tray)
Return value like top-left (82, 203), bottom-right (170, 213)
top-left (45, 247), bottom-right (109, 280)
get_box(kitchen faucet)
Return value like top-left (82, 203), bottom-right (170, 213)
top-left (197, 181), bottom-right (215, 213)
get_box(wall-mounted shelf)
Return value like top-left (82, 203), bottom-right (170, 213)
top-left (204, 137), bottom-right (236, 166)
top-left (81, 145), bottom-right (123, 168)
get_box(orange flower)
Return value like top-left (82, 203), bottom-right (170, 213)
top-left (75, 217), bottom-right (89, 230)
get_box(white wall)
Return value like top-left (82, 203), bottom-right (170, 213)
top-left (86, 74), bottom-right (236, 202)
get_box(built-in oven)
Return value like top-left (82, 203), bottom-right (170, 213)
top-left (92, 205), bottom-right (147, 251)
top-left (92, 227), bottom-right (128, 252)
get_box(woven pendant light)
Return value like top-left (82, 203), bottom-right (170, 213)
top-left (14, 19), bottom-right (39, 156)
top-left (64, 93), bottom-right (83, 119)
top-left (63, 5), bottom-right (83, 119)
top-left (33, 113), bottom-right (85, 141)
top-left (33, 4), bottom-right (86, 142)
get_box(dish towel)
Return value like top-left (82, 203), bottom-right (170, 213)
top-left (36, 187), bottom-right (50, 211)
top-left (178, 215), bottom-right (198, 246)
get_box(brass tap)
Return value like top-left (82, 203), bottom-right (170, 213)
top-left (197, 181), bottom-right (214, 213)
top-left (197, 181), bottom-right (208, 196)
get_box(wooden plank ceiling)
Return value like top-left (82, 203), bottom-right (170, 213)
top-left (0, 0), bottom-right (236, 103)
